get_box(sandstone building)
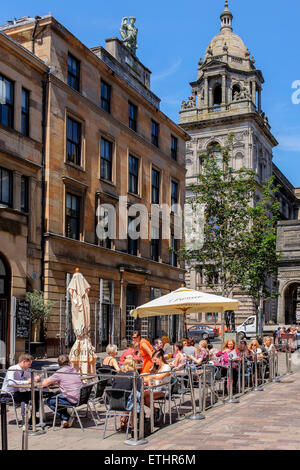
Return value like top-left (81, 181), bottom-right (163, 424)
top-left (0, 29), bottom-right (48, 366)
top-left (0, 15), bottom-right (188, 360)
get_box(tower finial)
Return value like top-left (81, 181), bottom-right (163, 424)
top-left (220, 0), bottom-right (233, 32)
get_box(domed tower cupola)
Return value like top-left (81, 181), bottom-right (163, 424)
top-left (220, 0), bottom-right (233, 32)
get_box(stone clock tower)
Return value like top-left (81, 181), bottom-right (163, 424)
top-left (180, 1), bottom-right (278, 323)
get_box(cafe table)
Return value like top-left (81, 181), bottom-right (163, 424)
top-left (9, 382), bottom-right (58, 430)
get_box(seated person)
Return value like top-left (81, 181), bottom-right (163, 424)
top-left (207, 343), bottom-right (219, 363)
top-left (170, 342), bottom-right (187, 371)
top-left (42, 354), bottom-right (82, 428)
top-left (153, 337), bottom-right (164, 352)
top-left (238, 340), bottom-right (252, 361)
top-left (119, 342), bottom-right (142, 366)
top-left (102, 344), bottom-right (121, 372)
top-left (263, 336), bottom-right (276, 355)
top-left (183, 338), bottom-right (197, 358)
top-left (112, 357), bottom-right (141, 431)
top-left (186, 340), bottom-right (209, 366)
top-left (248, 339), bottom-right (264, 360)
top-left (143, 350), bottom-right (171, 420)
top-left (162, 336), bottom-right (173, 357)
top-left (217, 339), bottom-right (240, 393)
top-left (1, 353), bottom-right (40, 425)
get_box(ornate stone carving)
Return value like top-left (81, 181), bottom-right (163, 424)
top-left (233, 84), bottom-right (251, 101)
top-left (120, 17), bottom-right (138, 55)
top-left (181, 95), bottom-right (196, 110)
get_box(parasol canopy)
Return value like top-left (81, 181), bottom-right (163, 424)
top-left (130, 287), bottom-right (240, 320)
top-left (68, 270), bottom-right (97, 376)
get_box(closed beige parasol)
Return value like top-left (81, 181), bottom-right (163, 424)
top-left (68, 269), bottom-right (97, 376)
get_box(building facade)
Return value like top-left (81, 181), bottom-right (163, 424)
top-left (1, 15), bottom-right (189, 359)
top-left (179, 2), bottom-right (299, 327)
top-left (0, 29), bottom-right (48, 366)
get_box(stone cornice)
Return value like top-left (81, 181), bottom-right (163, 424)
top-left (0, 145), bottom-right (42, 169)
top-left (180, 111), bottom-right (278, 148)
top-left (44, 231), bottom-right (185, 273)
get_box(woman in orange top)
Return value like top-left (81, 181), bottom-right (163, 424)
top-left (132, 330), bottom-right (155, 374)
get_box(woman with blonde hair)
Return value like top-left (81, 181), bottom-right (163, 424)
top-left (112, 356), bottom-right (140, 431)
top-left (102, 344), bottom-right (121, 372)
top-left (248, 339), bottom-right (263, 360)
top-left (263, 336), bottom-right (276, 354)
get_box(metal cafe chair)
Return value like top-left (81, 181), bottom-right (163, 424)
top-left (102, 388), bottom-right (132, 440)
top-left (52, 383), bottom-right (97, 432)
top-left (151, 376), bottom-right (179, 425)
top-left (88, 369), bottom-right (117, 422)
top-left (0, 373), bottom-right (22, 428)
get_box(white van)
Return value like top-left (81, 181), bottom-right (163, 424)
top-left (236, 316), bottom-right (278, 339)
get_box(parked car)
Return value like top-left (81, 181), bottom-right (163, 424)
top-left (187, 325), bottom-right (215, 340)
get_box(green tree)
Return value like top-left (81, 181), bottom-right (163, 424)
top-left (181, 135), bottom-right (280, 334)
top-left (25, 290), bottom-right (52, 324)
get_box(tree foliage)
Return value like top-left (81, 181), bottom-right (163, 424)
top-left (181, 134), bottom-right (280, 308)
top-left (26, 290), bottom-right (52, 324)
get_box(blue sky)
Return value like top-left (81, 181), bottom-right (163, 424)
top-left (1, 0), bottom-right (300, 187)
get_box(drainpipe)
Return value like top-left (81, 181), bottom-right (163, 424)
top-left (31, 16), bottom-right (41, 54)
top-left (40, 72), bottom-right (49, 293)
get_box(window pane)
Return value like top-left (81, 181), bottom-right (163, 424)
top-left (0, 259), bottom-right (6, 276)
top-left (0, 75), bottom-right (13, 128)
top-left (101, 81), bottom-right (111, 113)
top-left (67, 118), bottom-right (81, 165)
top-left (68, 54), bottom-right (80, 91)
top-left (21, 89), bottom-right (29, 136)
top-left (0, 168), bottom-right (11, 205)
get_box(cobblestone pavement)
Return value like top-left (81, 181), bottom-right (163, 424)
top-left (4, 360), bottom-right (300, 451)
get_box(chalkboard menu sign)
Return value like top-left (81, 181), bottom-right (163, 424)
top-left (16, 300), bottom-right (31, 339)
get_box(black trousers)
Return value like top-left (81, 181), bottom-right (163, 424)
top-left (13, 391), bottom-right (40, 416)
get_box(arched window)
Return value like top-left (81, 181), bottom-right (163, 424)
top-left (208, 141), bottom-right (223, 169)
top-left (207, 141), bottom-right (222, 158)
top-left (235, 152), bottom-right (244, 170)
top-left (213, 84), bottom-right (222, 106)
top-left (232, 84), bottom-right (240, 101)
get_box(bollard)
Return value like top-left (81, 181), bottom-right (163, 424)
top-left (272, 351), bottom-right (281, 383)
top-left (226, 360), bottom-right (239, 403)
top-left (21, 404), bottom-right (29, 450)
top-left (124, 372), bottom-right (147, 446)
top-left (138, 376), bottom-right (147, 444)
top-left (241, 357), bottom-right (245, 395)
top-left (0, 399), bottom-right (8, 451)
top-left (288, 346), bottom-right (293, 375)
top-left (237, 360), bottom-right (241, 395)
top-left (285, 346), bottom-right (289, 374)
top-left (269, 352), bottom-right (274, 383)
top-left (187, 366), bottom-right (205, 420)
top-left (253, 354), bottom-right (264, 391)
top-left (201, 365), bottom-right (207, 413)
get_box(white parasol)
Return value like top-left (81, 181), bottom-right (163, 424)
top-left (130, 287), bottom-right (240, 334)
top-left (68, 269), bottom-right (97, 375)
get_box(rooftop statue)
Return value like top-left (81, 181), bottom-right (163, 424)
top-left (120, 17), bottom-right (138, 56)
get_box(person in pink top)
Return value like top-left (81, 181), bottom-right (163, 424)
top-left (216, 339), bottom-right (240, 394)
top-left (42, 354), bottom-right (82, 428)
top-left (119, 342), bottom-right (142, 366)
